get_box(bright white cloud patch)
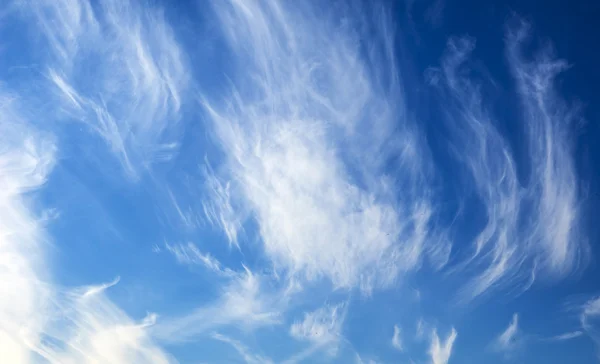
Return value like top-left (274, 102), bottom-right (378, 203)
top-left (201, 0), bottom-right (441, 294)
top-left (0, 91), bottom-right (172, 363)
top-left (0, 91), bottom-right (56, 364)
top-left (34, 279), bottom-right (173, 364)
top-left (429, 327), bottom-right (458, 364)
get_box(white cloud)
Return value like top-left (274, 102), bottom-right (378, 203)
top-left (152, 267), bottom-right (281, 342)
top-left (0, 91), bottom-right (172, 363)
top-left (505, 19), bottom-right (585, 277)
top-left (493, 313), bottom-right (520, 353)
top-left (211, 333), bottom-right (274, 364)
top-left (290, 303), bottom-right (346, 347)
top-left (428, 327), bottom-right (458, 364)
top-left (355, 354), bottom-right (383, 364)
top-left (33, 279), bottom-right (175, 364)
top-left (201, 161), bottom-right (244, 249)
top-left (392, 324), bottom-right (403, 351)
top-left (165, 242), bottom-right (234, 276)
top-left (22, 0), bottom-right (188, 179)
top-left (416, 318), bottom-right (426, 341)
top-left (0, 91), bottom-right (56, 364)
top-left (2, 2), bottom-right (593, 363)
top-left (546, 331), bottom-right (583, 341)
top-left (202, 0), bottom-right (439, 294)
top-left (580, 296), bottom-right (600, 354)
top-left (284, 303), bottom-right (347, 363)
top-left (432, 36), bottom-right (522, 300)
top-left (430, 18), bottom-right (585, 301)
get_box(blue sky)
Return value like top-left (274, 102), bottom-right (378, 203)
top-left (1, 0), bottom-right (600, 363)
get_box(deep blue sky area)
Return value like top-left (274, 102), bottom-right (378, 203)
top-left (1, 0), bottom-right (600, 363)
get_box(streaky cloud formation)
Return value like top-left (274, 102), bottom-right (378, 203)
top-left (391, 324), bottom-right (403, 351)
top-left (165, 242), bottom-right (234, 276)
top-left (23, 0), bottom-right (188, 179)
top-left (210, 333), bottom-right (274, 364)
top-left (428, 327), bottom-right (457, 364)
top-left (546, 331), bottom-right (584, 341)
top-left (505, 20), bottom-right (585, 277)
top-left (152, 267), bottom-right (281, 343)
top-left (32, 280), bottom-right (173, 364)
top-left (492, 313), bottom-right (520, 354)
top-left (201, 162), bottom-right (244, 249)
top-left (290, 303), bottom-right (346, 353)
top-left (580, 296), bottom-right (600, 355)
top-left (429, 18), bottom-right (585, 301)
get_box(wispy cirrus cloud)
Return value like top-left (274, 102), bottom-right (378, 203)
top-left (428, 327), bottom-right (457, 364)
top-left (211, 333), bottom-right (274, 364)
top-left (201, 161), bottom-right (245, 248)
top-left (290, 303), bottom-right (346, 349)
top-left (1, 2), bottom-right (189, 360)
top-left (165, 242), bottom-right (235, 276)
top-left (0, 91), bottom-right (56, 364)
top-left (391, 324), bottom-right (403, 351)
top-left (546, 331), bottom-right (583, 342)
top-left (152, 267), bottom-right (281, 343)
top-left (492, 313), bottom-right (521, 354)
top-left (21, 0), bottom-right (188, 179)
top-left (33, 279), bottom-right (174, 364)
top-left (281, 303), bottom-right (347, 363)
top-left (580, 296), bottom-right (600, 355)
top-left (201, 0), bottom-right (442, 295)
top-left (0, 91), bottom-right (173, 363)
top-left (505, 19), bottom-right (585, 277)
top-left (428, 18), bottom-right (585, 301)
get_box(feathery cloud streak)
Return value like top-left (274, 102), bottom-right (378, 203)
top-left (152, 267), bottom-right (281, 343)
top-left (429, 19), bottom-right (584, 300)
top-left (24, 0), bottom-right (187, 178)
top-left (211, 333), bottom-right (274, 364)
top-left (165, 242), bottom-right (235, 276)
